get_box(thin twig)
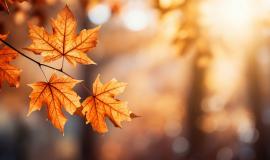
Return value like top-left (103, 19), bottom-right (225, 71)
top-left (39, 65), bottom-right (48, 82)
top-left (61, 68), bottom-right (91, 94)
top-left (0, 38), bottom-right (71, 75)
top-left (60, 56), bottom-right (64, 71)
top-left (81, 81), bottom-right (91, 94)
top-left (0, 38), bottom-right (91, 93)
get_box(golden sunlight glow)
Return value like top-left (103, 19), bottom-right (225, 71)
top-left (200, 0), bottom-right (256, 45)
top-left (159, 0), bottom-right (186, 9)
top-left (201, 0), bottom-right (259, 106)
top-left (3, 0), bottom-right (270, 159)
top-left (160, 10), bottom-right (182, 39)
top-left (200, 0), bottom-right (260, 140)
top-left (205, 55), bottom-right (241, 95)
top-left (200, 0), bottom-right (255, 29)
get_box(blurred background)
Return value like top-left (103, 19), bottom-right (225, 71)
top-left (1, 0), bottom-right (270, 160)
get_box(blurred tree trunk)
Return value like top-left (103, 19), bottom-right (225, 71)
top-left (181, 0), bottom-right (209, 159)
top-left (80, 124), bottom-right (98, 160)
top-left (78, 4), bottom-right (98, 159)
top-left (79, 59), bottom-right (98, 160)
top-left (248, 52), bottom-right (269, 160)
top-left (186, 52), bottom-right (207, 159)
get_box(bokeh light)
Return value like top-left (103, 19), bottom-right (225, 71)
top-left (0, 0), bottom-right (270, 159)
top-left (88, 3), bottom-right (111, 25)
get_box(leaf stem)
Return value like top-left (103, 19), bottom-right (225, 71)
top-left (39, 65), bottom-right (48, 82)
top-left (60, 56), bottom-right (64, 71)
top-left (0, 38), bottom-right (91, 92)
top-left (0, 38), bottom-right (72, 77)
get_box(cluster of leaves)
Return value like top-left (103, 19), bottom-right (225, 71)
top-left (0, 5), bottom-right (135, 134)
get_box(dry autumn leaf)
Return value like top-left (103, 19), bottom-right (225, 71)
top-left (82, 74), bottom-right (133, 133)
top-left (28, 74), bottom-right (81, 133)
top-left (26, 5), bottom-right (100, 66)
top-left (0, 34), bottom-right (21, 89)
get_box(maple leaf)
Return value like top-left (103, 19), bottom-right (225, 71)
top-left (26, 5), bottom-right (100, 66)
top-left (0, 34), bottom-right (21, 89)
top-left (28, 74), bottom-right (81, 133)
top-left (82, 74), bottom-right (133, 133)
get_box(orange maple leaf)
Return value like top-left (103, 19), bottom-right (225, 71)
top-left (82, 74), bottom-right (133, 133)
top-left (0, 34), bottom-right (21, 89)
top-left (28, 74), bottom-right (81, 133)
top-left (26, 5), bottom-right (100, 66)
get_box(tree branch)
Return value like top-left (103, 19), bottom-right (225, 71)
top-left (0, 38), bottom-right (91, 92)
top-left (0, 38), bottom-right (73, 78)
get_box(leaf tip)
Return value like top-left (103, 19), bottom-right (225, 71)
top-left (91, 61), bottom-right (97, 65)
top-left (27, 83), bottom-right (33, 88)
top-left (26, 110), bottom-right (32, 117)
top-left (15, 83), bottom-right (20, 88)
top-left (64, 4), bottom-right (70, 10)
top-left (95, 73), bottom-right (101, 80)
